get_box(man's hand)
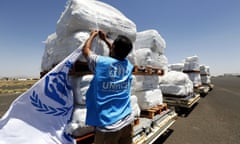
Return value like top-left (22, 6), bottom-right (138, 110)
top-left (90, 30), bottom-right (98, 37)
top-left (98, 30), bottom-right (107, 41)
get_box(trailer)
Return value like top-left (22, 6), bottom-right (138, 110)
top-left (194, 83), bottom-right (214, 97)
top-left (69, 64), bottom-right (178, 144)
top-left (163, 93), bottom-right (200, 109)
top-left (194, 85), bottom-right (209, 97)
top-left (133, 108), bottom-right (177, 144)
top-left (74, 105), bottom-right (177, 144)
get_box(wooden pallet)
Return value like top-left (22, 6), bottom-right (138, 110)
top-left (183, 70), bottom-right (200, 73)
top-left (133, 65), bottom-right (164, 76)
top-left (40, 62), bottom-right (165, 77)
top-left (75, 132), bottom-right (94, 144)
top-left (163, 93), bottom-right (200, 108)
top-left (140, 103), bottom-right (168, 119)
top-left (134, 117), bottom-right (140, 126)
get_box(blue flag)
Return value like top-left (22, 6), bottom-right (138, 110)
top-left (0, 48), bottom-right (82, 144)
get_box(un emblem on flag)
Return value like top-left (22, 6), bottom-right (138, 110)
top-left (30, 61), bottom-right (73, 116)
top-left (44, 71), bottom-right (71, 105)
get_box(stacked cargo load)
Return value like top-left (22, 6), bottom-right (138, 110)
top-left (200, 65), bottom-right (214, 91)
top-left (41, 1), bottom-right (177, 144)
top-left (41, 0), bottom-right (137, 142)
top-left (132, 30), bottom-right (177, 143)
top-left (182, 56), bottom-right (209, 96)
top-left (200, 65), bottom-right (211, 85)
top-left (159, 71), bottom-right (200, 110)
top-left (168, 63), bottom-right (184, 72)
top-left (183, 55), bottom-right (202, 88)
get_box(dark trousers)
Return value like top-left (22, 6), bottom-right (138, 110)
top-left (94, 124), bottom-right (133, 144)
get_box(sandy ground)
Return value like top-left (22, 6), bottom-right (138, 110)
top-left (1, 76), bottom-right (240, 144)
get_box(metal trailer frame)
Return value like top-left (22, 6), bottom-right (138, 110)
top-left (132, 110), bottom-right (177, 144)
top-left (163, 93), bottom-right (201, 109)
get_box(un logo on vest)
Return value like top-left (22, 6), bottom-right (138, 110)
top-left (108, 63), bottom-right (125, 81)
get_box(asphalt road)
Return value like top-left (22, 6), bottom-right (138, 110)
top-left (155, 76), bottom-right (240, 144)
top-left (1, 76), bottom-right (240, 144)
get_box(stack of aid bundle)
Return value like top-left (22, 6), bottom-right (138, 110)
top-left (200, 65), bottom-right (211, 85)
top-left (40, 0), bottom-right (137, 138)
top-left (168, 63), bottom-right (184, 72)
top-left (41, 0), bottom-right (137, 72)
top-left (132, 29), bottom-right (167, 110)
top-left (183, 55), bottom-right (202, 88)
top-left (159, 71), bottom-right (194, 97)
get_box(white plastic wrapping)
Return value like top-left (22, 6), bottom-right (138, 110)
top-left (159, 71), bottom-right (193, 96)
top-left (134, 75), bottom-right (159, 91)
top-left (69, 75), bottom-right (93, 105)
top-left (183, 62), bottom-right (200, 71)
top-left (184, 55), bottom-right (199, 63)
top-left (135, 89), bottom-right (163, 110)
top-left (134, 48), bottom-right (168, 71)
top-left (200, 65), bottom-right (210, 75)
top-left (168, 63), bottom-right (184, 72)
top-left (183, 55), bottom-right (202, 87)
top-left (134, 29), bottom-right (166, 54)
top-left (41, 31), bottom-right (110, 71)
top-left (187, 73), bottom-right (202, 87)
top-left (131, 95), bottom-right (141, 117)
top-left (56, 0), bottom-right (136, 41)
top-left (66, 105), bottom-right (94, 137)
top-left (134, 48), bottom-right (152, 68)
top-left (201, 75), bottom-right (211, 84)
top-left (160, 84), bottom-right (193, 96)
top-left (160, 71), bottom-right (190, 85)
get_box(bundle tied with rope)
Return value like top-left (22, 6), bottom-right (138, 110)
top-left (40, 0), bottom-right (137, 137)
top-left (41, 0), bottom-right (137, 75)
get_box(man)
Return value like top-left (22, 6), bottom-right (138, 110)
top-left (82, 30), bottom-right (134, 144)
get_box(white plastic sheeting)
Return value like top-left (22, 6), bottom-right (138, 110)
top-left (56, 0), bottom-right (136, 41)
top-left (133, 29), bottom-right (168, 73)
top-left (200, 65), bottom-right (210, 75)
top-left (134, 89), bottom-right (163, 110)
top-left (159, 71), bottom-right (193, 96)
top-left (65, 105), bottom-right (94, 137)
top-left (40, 0), bottom-right (169, 136)
top-left (41, 32), bottom-right (109, 71)
top-left (40, 0), bottom-right (138, 138)
top-left (69, 75), bottom-right (93, 105)
top-left (133, 75), bottom-right (159, 91)
top-left (183, 55), bottom-right (202, 87)
top-left (134, 29), bottom-right (166, 54)
top-left (168, 63), bottom-right (184, 72)
top-left (131, 95), bottom-right (141, 117)
top-left (200, 65), bottom-right (211, 84)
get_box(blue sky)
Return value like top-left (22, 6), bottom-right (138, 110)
top-left (0, 0), bottom-right (240, 77)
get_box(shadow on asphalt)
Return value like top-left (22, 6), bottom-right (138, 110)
top-left (175, 103), bottom-right (199, 118)
top-left (153, 129), bottom-right (174, 144)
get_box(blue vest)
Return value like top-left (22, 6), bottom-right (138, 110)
top-left (86, 56), bottom-right (133, 126)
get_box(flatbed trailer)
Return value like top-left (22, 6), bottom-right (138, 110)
top-left (194, 85), bottom-right (209, 97)
top-left (133, 109), bottom-right (177, 144)
top-left (163, 93), bottom-right (200, 109)
top-left (207, 83), bottom-right (214, 91)
top-left (194, 83), bottom-right (214, 97)
top-left (162, 93), bottom-right (200, 116)
top-left (74, 108), bottom-right (177, 144)
top-left (68, 63), bottom-right (176, 144)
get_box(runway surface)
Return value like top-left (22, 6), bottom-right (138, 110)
top-left (155, 76), bottom-right (240, 144)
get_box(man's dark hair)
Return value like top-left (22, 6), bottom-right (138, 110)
top-left (112, 35), bottom-right (133, 60)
